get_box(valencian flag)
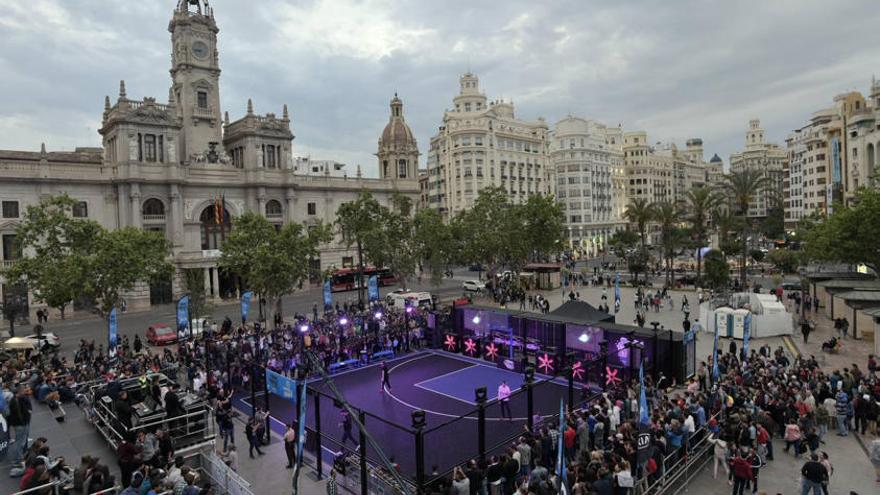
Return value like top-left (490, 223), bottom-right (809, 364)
top-left (556, 398), bottom-right (568, 494)
top-left (292, 381), bottom-right (308, 492)
top-left (213, 193), bottom-right (226, 225)
top-left (637, 362), bottom-right (651, 465)
top-left (240, 291), bottom-right (253, 324)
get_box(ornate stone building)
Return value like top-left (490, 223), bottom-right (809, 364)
top-left (729, 119), bottom-right (786, 219)
top-left (0, 0), bottom-right (418, 318)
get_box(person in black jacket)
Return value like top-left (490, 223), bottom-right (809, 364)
top-left (113, 391), bottom-right (133, 429)
top-left (502, 452), bottom-right (519, 495)
top-left (800, 454), bottom-right (827, 495)
top-left (465, 459), bottom-right (483, 495)
top-left (8, 383), bottom-right (33, 468)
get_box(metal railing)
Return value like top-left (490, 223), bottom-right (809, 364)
top-left (637, 412), bottom-right (720, 495)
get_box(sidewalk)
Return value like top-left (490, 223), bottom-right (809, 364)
top-left (783, 297), bottom-right (875, 372)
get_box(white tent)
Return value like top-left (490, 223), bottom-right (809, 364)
top-left (2, 337), bottom-right (39, 350)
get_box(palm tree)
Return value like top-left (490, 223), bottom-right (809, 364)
top-left (684, 187), bottom-right (722, 286)
top-left (725, 170), bottom-right (768, 289)
top-left (624, 198), bottom-right (653, 250)
top-left (653, 200), bottom-right (686, 287)
top-left (623, 198), bottom-right (654, 284)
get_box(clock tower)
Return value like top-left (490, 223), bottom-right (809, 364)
top-left (168, 0), bottom-right (222, 163)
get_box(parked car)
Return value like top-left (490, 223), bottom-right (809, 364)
top-left (386, 291), bottom-right (433, 310)
top-left (462, 280), bottom-right (485, 292)
top-left (26, 332), bottom-right (60, 350)
top-left (468, 263), bottom-right (485, 272)
top-left (146, 324), bottom-right (177, 345)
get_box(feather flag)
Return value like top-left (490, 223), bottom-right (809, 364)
top-left (712, 322), bottom-right (720, 382)
top-left (556, 398), bottom-right (567, 493)
top-left (637, 362), bottom-right (651, 465)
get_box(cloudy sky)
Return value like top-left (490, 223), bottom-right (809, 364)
top-left (1, 0), bottom-right (878, 176)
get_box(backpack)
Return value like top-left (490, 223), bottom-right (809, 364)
top-left (646, 457), bottom-right (658, 475)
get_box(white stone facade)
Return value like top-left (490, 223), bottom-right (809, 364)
top-left (425, 73), bottom-right (553, 218)
top-left (729, 119), bottom-right (787, 219)
top-left (0, 0), bottom-right (418, 318)
top-left (845, 79), bottom-right (880, 199)
top-left (550, 116), bottom-right (626, 256)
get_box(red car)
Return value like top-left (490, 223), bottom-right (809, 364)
top-left (146, 324), bottom-right (177, 345)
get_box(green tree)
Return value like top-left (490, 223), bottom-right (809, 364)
top-left (766, 248), bottom-right (801, 274)
top-left (4, 194), bottom-right (101, 319)
top-left (413, 208), bottom-right (453, 286)
top-left (703, 249), bottom-right (730, 291)
top-left (182, 268), bottom-right (211, 321)
top-left (220, 212), bottom-right (331, 321)
top-left (653, 200), bottom-right (686, 287)
top-left (363, 193), bottom-right (419, 289)
top-left (609, 229), bottom-right (644, 283)
top-left (725, 170), bottom-right (767, 288)
top-left (335, 192), bottom-right (384, 303)
top-left (804, 188), bottom-right (880, 273)
top-left (624, 198), bottom-right (653, 251)
top-left (684, 187), bottom-right (722, 285)
top-left (520, 193), bottom-right (565, 262)
top-left (84, 227), bottom-right (174, 318)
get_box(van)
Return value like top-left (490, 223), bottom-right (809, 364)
top-left (386, 292), bottom-right (433, 310)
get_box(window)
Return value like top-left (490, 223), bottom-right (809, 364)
top-left (144, 134), bottom-right (157, 162)
top-left (265, 200), bottom-right (282, 218)
top-left (342, 256), bottom-right (354, 268)
top-left (72, 201), bottom-right (88, 218)
top-left (307, 202), bottom-right (317, 215)
top-left (2, 234), bottom-right (19, 261)
top-left (197, 91), bottom-right (208, 109)
top-left (2, 201), bottom-right (19, 219)
top-left (265, 145), bottom-right (276, 168)
top-left (398, 159), bottom-right (407, 178)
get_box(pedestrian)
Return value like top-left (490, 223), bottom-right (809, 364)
top-left (707, 433), bottom-right (729, 479)
top-left (497, 380), bottom-right (512, 420)
top-left (801, 319), bottom-right (812, 343)
top-left (729, 450), bottom-right (753, 495)
top-left (869, 437), bottom-right (880, 482)
top-left (284, 423), bottom-right (297, 468)
top-left (379, 361), bottom-right (391, 392)
top-left (245, 417), bottom-right (264, 458)
top-left (834, 390), bottom-right (849, 436)
top-left (326, 468), bottom-right (338, 495)
top-left (339, 409), bottom-right (356, 447)
top-left (799, 454), bottom-right (827, 495)
top-left (8, 383), bottom-right (32, 473)
top-left (818, 451), bottom-right (832, 495)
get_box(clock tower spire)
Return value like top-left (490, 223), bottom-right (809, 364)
top-left (169, 0), bottom-right (222, 163)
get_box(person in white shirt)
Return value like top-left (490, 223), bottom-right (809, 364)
top-left (497, 381), bottom-right (512, 420)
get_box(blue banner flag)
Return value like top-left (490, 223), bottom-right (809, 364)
top-left (240, 291), bottom-right (253, 323)
top-left (712, 322), bottom-right (720, 382)
top-left (742, 313), bottom-right (752, 358)
top-left (177, 295), bottom-right (190, 339)
top-left (323, 279), bottom-right (332, 309)
top-left (614, 273), bottom-right (621, 303)
top-left (108, 307), bottom-right (118, 358)
top-left (266, 368), bottom-right (297, 400)
top-left (556, 398), bottom-right (567, 488)
top-left (292, 380), bottom-right (308, 492)
top-left (637, 362), bottom-right (651, 466)
top-left (368, 275), bottom-right (379, 302)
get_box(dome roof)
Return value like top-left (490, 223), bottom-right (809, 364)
top-left (710, 153), bottom-right (722, 163)
top-left (379, 94), bottom-right (417, 149)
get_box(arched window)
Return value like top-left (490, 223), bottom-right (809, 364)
top-left (200, 205), bottom-right (231, 250)
top-left (142, 198), bottom-right (165, 218)
top-left (398, 159), bottom-right (407, 178)
top-left (265, 199), bottom-right (282, 218)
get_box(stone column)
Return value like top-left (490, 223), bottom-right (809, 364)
top-left (118, 183), bottom-right (130, 228)
top-left (212, 266), bottom-right (221, 300)
top-left (169, 184), bottom-right (183, 247)
top-left (257, 186), bottom-right (266, 217)
top-left (286, 189), bottom-right (296, 223)
top-left (130, 183), bottom-right (142, 229)
top-left (204, 267), bottom-right (212, 298)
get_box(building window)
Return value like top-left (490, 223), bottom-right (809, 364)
top-left (342, 256), bottom-right (354, 268)
top-left (197, 91), bottom-right (208, 109)
top-left (1, 201), bottom-right (19, 219)
top-left (266, 145), bottom-right (276, 168)
top-left (398, 159), bottom-right (407, 178)
top-left (72, 201), bottom-right (88, 218)
top-left (265, 200), bottom-right (282, 218)
top-left (144, 134), bottom-right (157, 162)
top-left (2, 233), bottom-right (20, 262)
top-left (307, 202), bottom-right (317, 215)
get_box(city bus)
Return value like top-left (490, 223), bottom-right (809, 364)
top-left (329, 267), bottom-right (397, 292)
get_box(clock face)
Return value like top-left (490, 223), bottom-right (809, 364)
top-left (192, 41), bottom-right (209, 60)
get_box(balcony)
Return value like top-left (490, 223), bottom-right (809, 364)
top-left (0, 260), bottom-right (16, 269)
top-left (143, 214), bottom-right (166, 222)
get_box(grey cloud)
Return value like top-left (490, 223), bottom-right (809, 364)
top-left (0, 0), bottom-right (878, 176)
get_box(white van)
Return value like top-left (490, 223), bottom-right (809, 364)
top-left (386, 292), bottom-right (433, 310)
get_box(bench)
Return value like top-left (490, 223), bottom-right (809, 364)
top-left (328, 358), bottom-right (360, 373)
top-left (372, 350), bottom-right (394, 361)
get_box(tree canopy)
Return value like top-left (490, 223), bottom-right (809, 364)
top-left (219, 211), bottom-right (331, 314)
top-left (4, 194), bottom-right (172, 319)
top-left (804, 188), bottom-right (880, 273)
